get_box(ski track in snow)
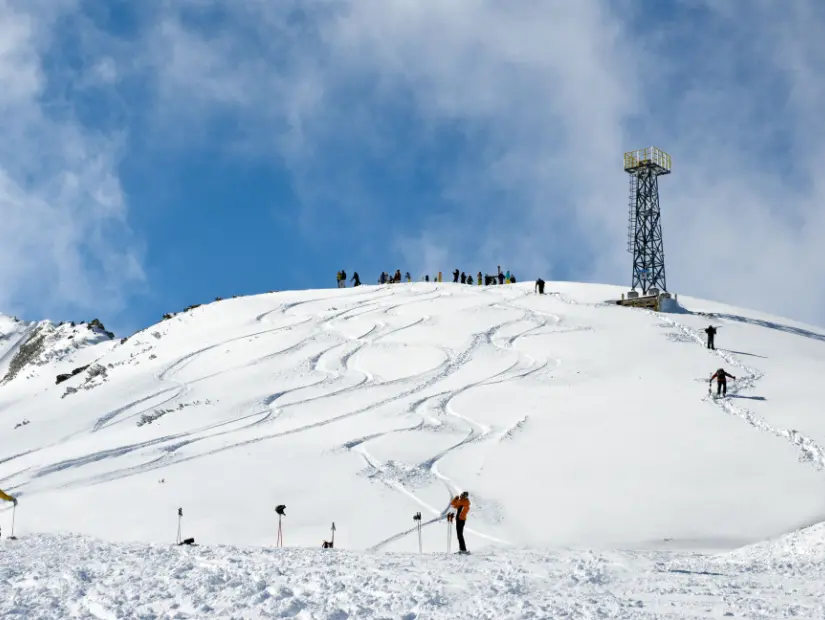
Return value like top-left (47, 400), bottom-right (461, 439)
top-left (651, 311), bottom-right (825, 471)
top-left (545, 290), bottom-right (825, 475)
top-left (28, 288), bottom-right (528, 501)
top-left (365, 291), bottom-right (572, 551)
top-left (52, 285), bottom-right (547, 550)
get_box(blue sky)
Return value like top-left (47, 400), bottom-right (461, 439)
top-left (2, 0), bottom-right (825, 334)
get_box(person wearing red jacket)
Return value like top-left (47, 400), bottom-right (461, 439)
top-left (450, 491), bottom-right (471, 554)
top-left (710, 368), bottom-right (736, 397)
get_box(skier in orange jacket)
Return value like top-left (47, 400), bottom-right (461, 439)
top-left (450, 491), bottom-right (470, 553)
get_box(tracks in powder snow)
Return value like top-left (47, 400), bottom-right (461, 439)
top-left (544, 291), bottom-right (825, 474)
top-left (653, 312), bottom-right (825, 471)
top-left (51, 289), bottom-right (492, 489)
top-left (363, 290), bottom-right (574, 551)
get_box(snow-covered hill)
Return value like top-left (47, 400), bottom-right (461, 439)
top-left (2, 281), bottom-right (825, 618)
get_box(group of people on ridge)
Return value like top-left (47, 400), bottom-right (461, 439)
top-left (335, 265), bottom-right (520, 288)
top-left (379, 270), bottom-right (411, 284)
top-left (452, 266), bottom-right (517, 286)
top-left (336, 270), bottom-right (357, 287)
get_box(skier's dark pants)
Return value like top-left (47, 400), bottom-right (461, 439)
top-left (717, 380), bottom-right (726, 396)
top-left (707, 335), bottom-right (715, 350)
top-left (456, 519), bottom-right (467, 552)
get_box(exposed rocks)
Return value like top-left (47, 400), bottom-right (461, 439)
top-left (3, 326), bottom-right (48, 384)
top-left (87, 364), bottom-right (107, 379)
top-left (88, 318), bottom-right (115, 340)
top-left (55, 364), bottom-right (90, 385)
top-left (136, 400), bottom-right (211, 426)
top-left (60, 364), bottom-right (109, 398)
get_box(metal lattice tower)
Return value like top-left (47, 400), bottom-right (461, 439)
top-left (624, 146), bottom-right (671, 294)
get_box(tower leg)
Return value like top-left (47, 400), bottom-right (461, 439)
top-left (629, 167), bottom-right (667, 294)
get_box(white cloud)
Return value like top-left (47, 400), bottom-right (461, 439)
top-left (0, 1), bottom-right (144, 321)
top-left (631, 1), bottom-right (825, 322)
top-left (141, 1), bottom-right (639, 279)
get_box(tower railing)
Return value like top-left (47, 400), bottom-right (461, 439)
top-left (624, 147), bottom-right (671, 175)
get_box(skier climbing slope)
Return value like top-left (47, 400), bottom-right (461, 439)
top-left (709, 367), bottom-right (736, 397)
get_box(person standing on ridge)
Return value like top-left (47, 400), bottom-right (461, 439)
top-left (453, 269), bottom-right (460, 283)
top-left (460, 272), bottom-right (467, 284)
top-left (450, 491), bottom-right (471, 554)
top-left (535, 278), bottom-right (545, 294)
top-left (709, 367), bottom-right (736, 397)
top-left (350, 272), bottom-right (361, 287)
top-left (704, 325), bottom-right (718, 350)
top-left (477, 272), bottom-right (482, 286)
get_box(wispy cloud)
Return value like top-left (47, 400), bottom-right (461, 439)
top-left (639, 1), bottom-right (825, 320)
top-left (141, 1), bottom-right (639, 279)
top-left (0, 1), bottom-right (144, 323)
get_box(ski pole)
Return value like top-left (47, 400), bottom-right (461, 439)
top-left (11, 503), bottom-right (15, 538)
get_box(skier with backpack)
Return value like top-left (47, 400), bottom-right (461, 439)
top-left (704, 325), bottom-right (718, 350)
top-left (709, 368), bottom-right (736, 397)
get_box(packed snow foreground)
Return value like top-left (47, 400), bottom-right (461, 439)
top-left (1, 282), bottom-right (825, 618)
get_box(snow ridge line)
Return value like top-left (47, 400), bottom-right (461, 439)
top-left (652, 312), bottom-right (825, 472)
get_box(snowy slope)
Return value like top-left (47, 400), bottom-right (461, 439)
top-left (2, 281), bottom-right (825, 558)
